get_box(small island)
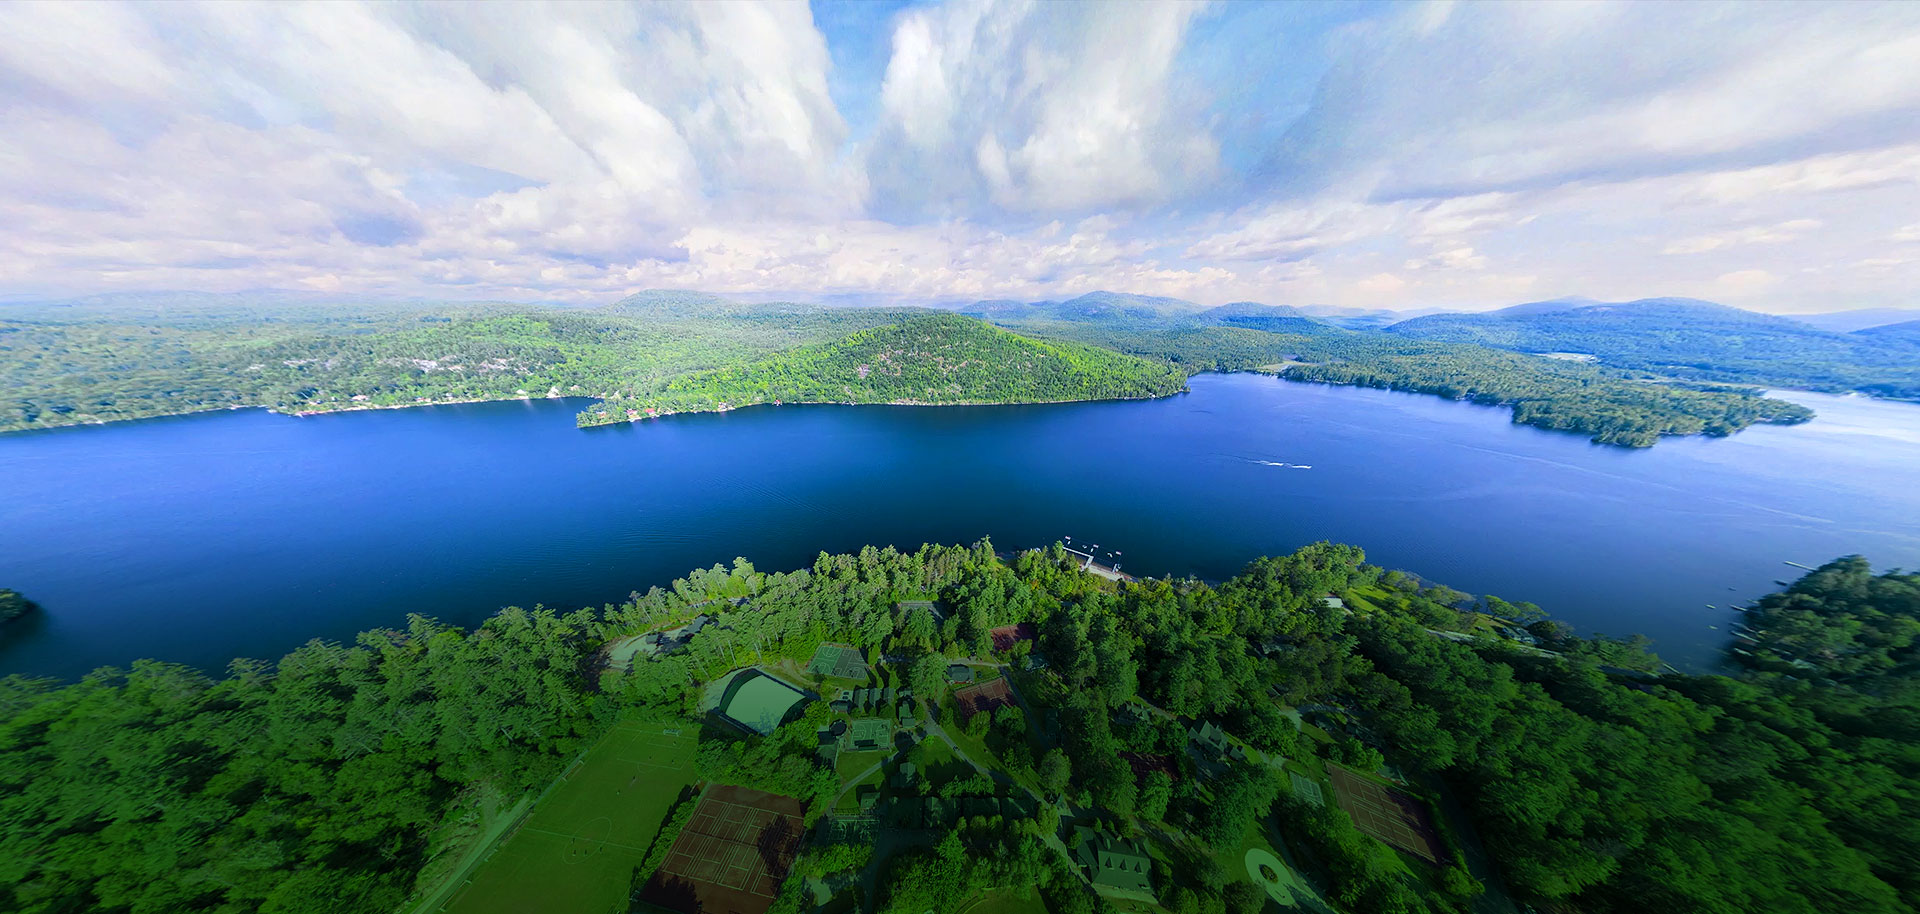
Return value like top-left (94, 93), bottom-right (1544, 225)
top-left (0, 588), bottom-right (40, 630)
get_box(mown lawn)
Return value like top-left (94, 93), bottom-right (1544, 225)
top-left (441, 718), bottom-right (699, 914)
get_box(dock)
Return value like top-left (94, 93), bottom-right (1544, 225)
top-left (1060, 545), bottom-right (1135, 583)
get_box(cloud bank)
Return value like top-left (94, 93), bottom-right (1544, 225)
top-left (1, 0), bottom-right (1916, 311)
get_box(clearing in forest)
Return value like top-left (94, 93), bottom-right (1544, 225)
top-left (441, 719), bottom-right (699, 914)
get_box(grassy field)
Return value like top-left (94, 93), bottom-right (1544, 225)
top-left (1215, 817), bottom-right (1326, 913)
top-left (956, 887), bottom-right (1051, 914)
top-left (836, 748), bottom-right (888, 781)
top-left (441, 718), bottom-right (699, 914)
top-left (833, 749), bottom-right (888, 814)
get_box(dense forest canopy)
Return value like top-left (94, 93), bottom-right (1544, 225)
top-left (1, 289), bottom-right (1860, 448)
top-left (2, 543), bottom-right (1913, 914)
top-left (0, 300), bottom-right (914, 433)
top-left (997, 318), bottom-right (1812, 447)
top-left (576, 312), bottom-right (1189, 426)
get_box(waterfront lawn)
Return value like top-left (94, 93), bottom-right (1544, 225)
top-left (441, 718), bottom-right (698, 914)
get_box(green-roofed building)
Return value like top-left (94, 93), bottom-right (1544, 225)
top-left (714, 669), bottom-right (810, 736)
top-left (1074, 827), bottom-right (1153, 894)
top-left (848, 718), bottom-right (891, 751)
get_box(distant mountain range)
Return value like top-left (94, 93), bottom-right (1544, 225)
top-left (1787, 308), bottom-right (1920, 333)
top-left (955, 291), bottom-right (1452, 330)
top-left (949, 290), bottom-right (1919, 401)
top-left (1860, 319), bottom-right (1920, 342)
top-left (1383, 296), bottom-right (1920, 398)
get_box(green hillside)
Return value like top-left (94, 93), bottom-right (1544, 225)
top-left (577, 312), bottom-right (1188, 425)
top-left (991, 318), bottom-right (1813, 448)
top-left (0, 305), bottom-right (912, 433)
top-left (1860, 319), bottom-right (1920, 344)
top-left (1385, 297), bottom-right (1920, 399)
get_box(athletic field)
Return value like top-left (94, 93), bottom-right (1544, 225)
top-left (442, 719), bottom-right (699, 914)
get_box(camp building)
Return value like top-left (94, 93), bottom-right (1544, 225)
top-left (1073, 827), bottom-right (1153, 893)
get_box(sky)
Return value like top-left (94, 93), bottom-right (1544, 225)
top-left (2, 0), bottom-right (1918, 313)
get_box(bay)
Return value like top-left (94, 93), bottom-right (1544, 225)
top-left (3, 373), bottom-right (1917, 678)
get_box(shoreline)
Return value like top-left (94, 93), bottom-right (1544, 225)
top-left (573, 388), bottom-right (1191, 428)
top-left (7, 372), bottom-right (1912, 439)
top-left (0, 394), bottom-right (580, 437)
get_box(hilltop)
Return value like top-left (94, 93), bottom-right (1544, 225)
top-left (1859, 319), bottom-right (1920, 343)
top-left (1792, 308), bottom-right (1920, 333)
top-left (960, 290), bottom-right (1213, 329)
top-left (577, 312), bottom-right (1189, 425)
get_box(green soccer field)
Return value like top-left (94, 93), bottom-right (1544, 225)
top-left (441, 719), bottom-right (700, 914)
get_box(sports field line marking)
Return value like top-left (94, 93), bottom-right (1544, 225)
top-left (518, 826), bottom-right (652, 854)
top-left (612, 756), bottom-right (693, 772)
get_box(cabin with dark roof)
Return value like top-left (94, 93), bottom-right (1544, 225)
top-left (1074, 826), bottom-right (1153, 894)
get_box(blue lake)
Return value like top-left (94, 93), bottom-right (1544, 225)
top-left (3, 373), bottom-right (1918, 678)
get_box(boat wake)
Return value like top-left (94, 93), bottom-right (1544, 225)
top-left (1250, 459), bottom-right (1312, 469)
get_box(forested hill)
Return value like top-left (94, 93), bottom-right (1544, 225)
top-left (996, 317), bottom-right (1812, 447)
top-left (1384, 297), bottom-right (1920, 399)
top-left (1734, 555), bottom-right (1919, 682)
top-left (0, 289), bottom-right (1843, 445)
top-left (0, 303), bottom-right (929, 433)
top-left (1860, 318), bottom-right (1920, 344)
top-left (576, 312), bottom-right (1188, 426)
top-left (1, 543), bottom-right (1913, 914)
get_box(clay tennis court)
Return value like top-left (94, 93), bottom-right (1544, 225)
top-left (1327, 764), bottom-right (1446, 864)
top-left (988, 622), bottom-right (1036, 652)
top-left (641, 785), bottom-right (805, 914)
top-left (953, 678), bottom-right (1014, 720)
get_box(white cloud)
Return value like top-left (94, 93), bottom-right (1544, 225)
top-left (1662, 219), bottom-right (1822, 255)
top-left (1355, 273), bottom-right (1407, 295)
top-left (1713, 269), bottom-right (1781, 296)
top-left (0, 0), bottom-right (1916, 313)
top-left (0, 1), bottom-right (860, 299)
top-left (869, 0), bottom-right (1218, 217)
top-left (1404, 247), bottom-right (1487, 272)
top-left (1274, 3), bottom-right (1920, 199)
